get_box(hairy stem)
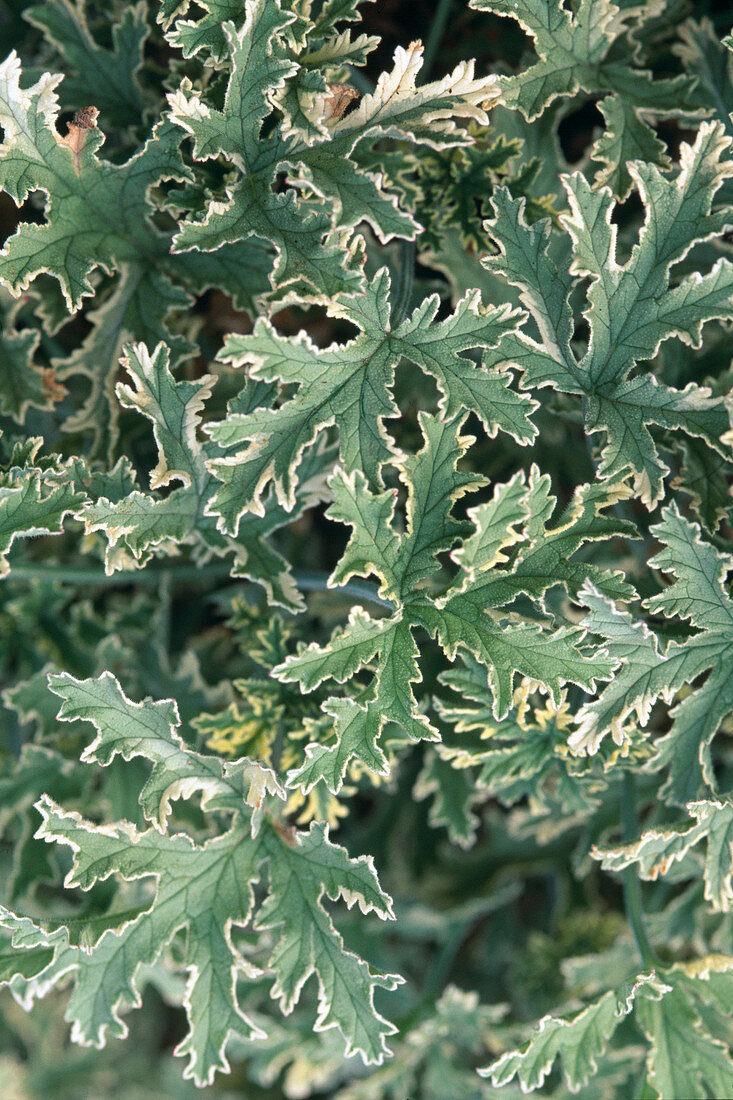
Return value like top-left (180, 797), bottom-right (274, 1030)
top-left (7, 561), bottom-right (391, 609)
top-left (423, 0), bottom-right (454, 79)
top-left (294, 570), bottom-right (392, 609)
top-left (391, 238), bottom-right (415, 326)
top-left (5, 561), bottom-right (234, 586)
top-left (621, 771), bottom-right (660, 970)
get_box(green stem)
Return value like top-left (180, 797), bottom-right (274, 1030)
top-left (294, 570), bottom-right (392, 610)
top-left (7, 561), bottom-right (391, 610)
top-left (6, 561), bottom-right (233, 587)
top-left (158, 570), bottom-right (172, 660)
top-left (621, 771), bottom-right (660, 970)
top-left (391, 239), bottom-right (415, 327)
top-left (423, 0), bottom-right (454, 79)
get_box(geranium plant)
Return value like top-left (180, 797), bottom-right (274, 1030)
top-left (0, 1), bottom-right (732, 1095)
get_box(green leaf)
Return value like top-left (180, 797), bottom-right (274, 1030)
top-left (206, 270), bottom-right (535, 525)
top-left (481, 972), bottom-right (667, 1092)
top-left (0, 321), bottom-right (61, 422)
top-left (28, 800), bottom-right (400, 1084)
top-left (0, 52), bottom-right (270, 451)
top-left (675, 18), bottom-right (733, 207)
top-left (0, 54), bottom-right (188, 310)
top-left (483, 123), bottom-right (733, 505)
top-left (593, 799), bottom-right (733, 912)
top-left (436, 652), bottom-right (600, 818)
top-left (168, 5), bottom-right (501, 298)
top-left (1, 469), bottom-right (83, 577)
top-left (53, 263), bottom-right (193, 460)
top-left (469, 0), bottom-right (695, 128)
top-left (75, 342), bottom-right (331, 609)
top-left (48, 670), bottom-right (282, 828)
top-left (637, 979), bottom-right (733, 1099)
top-left (573, 507), bottom-right (733, 804)
top-left (164, 0), bottom-right (245, 62)
top-left (591, 93), bottom-right (671, 201)
top-left (414, 752), bottom-right (482, 849)
top-left (276, 413), bottom-right (620, 790)
top-left (25, 0), bottom-right (149, 130)
top-left (0, 673), bottom-right (401, 1085)
top-left (35, 797), bottom-right (269, 1086)
top-left (256, 820), bottom-right (401, 1062)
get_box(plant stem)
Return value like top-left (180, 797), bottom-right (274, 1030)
top-left (423, 0), bottom-right (454, 79)
top-left (621, 771), bottom-right (660, 970)
top-left (7, 561), bottom-right (391, 609)
top-left (294, 570), bottom-right (392, 609)
top-left (6, 561), bottom-right (233, 587)
top-left (391, 239), bottom-right (415, 326)
top-left (158, 570), bottom-right (172, 660)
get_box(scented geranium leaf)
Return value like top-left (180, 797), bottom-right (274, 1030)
top-left (167, 6), bottom-right (358, 300)
top-left (591, 93), bottom-right (671, 201)
top-left (168, 4), bottom-right (501, 297)
top-left (0, 743), bottom-right (85, 901)
top-left (80, 489), bottom-right (198, 565)
top-left (257, 820), bottom-right (400, 1063)
top-left (0, 53), bottom-right (189, 311)
top-left (272, 25), bottom-right (379, 146)
top-left (50, 248), bottom-right (268, 460)
top-left (227, 438), bottom-right (337, 610)
top-left (3, 665), bottom-right (63, 740)
top-left (276, 414), bottom-right (620, 791)
top-left (335, 985), bottom-right (508, 1100)
top-left (413, 752), bottom-right (481, 849)
top-left (481, 972), bottom-right (667, 1092)
top-left (469, 0), bottom-right (695, 138)
top-left (205, 269), bottom-right (535, 524)
top-left (637, 978), bottom-right (733, 1099)
top-left (75, 340), bottom-right (213, 568)
top-left (165, 0), bottom-right (245, 61)
top-left (450, 470), bottom-right (528, 580)
top-left (0, 744), bottom-right (78, 831)
top-left (0, 470), bottom-right (83, 577)
top-left (675, 19), bottom-right (733, 206)
top-left (0, 52), bottom-right (270, 452)
top-left (77, 343), bottom-right (331, 609)
top-left (570, 582), bottom-right (699, 755)
top-left (420, 604), bottom-right (613, 720)
top-left (53, 263), bottom-right (193, 459)
top-left (675, 436), bottom-right (733, 534)
top-left (0, 322), bottom-right (61, 422)
top-left (34, 797), bottom-right (266, 1087)
top-left (169, 4), bottom-right (297, 166)
top-left (0, 906), bottom-right (78, 995)
top-left (25, 800), bottom-right (398, 1083)
top-left (572, 509), bottom-right (733, 803)
top-left (285, 39), bottom-right (501, 238)
top-left (115, 342), bottom-right (213, 494)
top-left (436, 658), bottom-right (600, 818)
top-left (446, 465), bottom-right (636, 606)
top-left (288, 699), bottom-right (387, 795)
top-left (14, 669), bottom-right (400, 1077)
top-left (593, 799), bottom-right (733, 912)
top-left (275, 608), bottom-right (394, 693)
top-left (644, 504), bottom-right (733, 631)
top-left (25, 0), bottom-right (149, 130)
top-left (484, 123), bottom-right (733, 505)
top-left (47, 671), bottom-right (282, 829)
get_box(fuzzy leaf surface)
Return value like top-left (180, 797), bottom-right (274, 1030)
top-left (206, 269), bottom-right (536, 523)
top-left (483, 125), bottom-right (733, 506)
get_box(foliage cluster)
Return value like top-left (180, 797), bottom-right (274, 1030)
top-left (0, 0), bottom-right (732, 1096)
